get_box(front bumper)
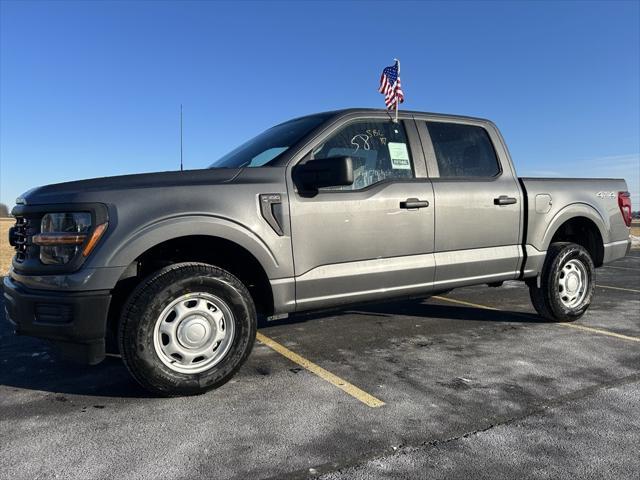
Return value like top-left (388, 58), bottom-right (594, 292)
top-left (2, 276), bottom-right (111, 364)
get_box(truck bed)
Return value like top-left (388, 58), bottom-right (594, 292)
top-left (519, 177), bottom-right (630, 274)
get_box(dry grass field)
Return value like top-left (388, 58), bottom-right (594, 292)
top-left (1, 218), bottom-right (14, 274)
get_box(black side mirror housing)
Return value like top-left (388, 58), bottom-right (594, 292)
top-left (294, 156), bottom-right (354, 191)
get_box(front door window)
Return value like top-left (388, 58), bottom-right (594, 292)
top-left (308, 120), bottom-right (415, 190)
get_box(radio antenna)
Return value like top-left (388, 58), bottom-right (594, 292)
top-left (180, 104), bottom-right (184, 171)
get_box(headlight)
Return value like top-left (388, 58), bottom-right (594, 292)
top-left (33, 212), bottom-right (107, 265)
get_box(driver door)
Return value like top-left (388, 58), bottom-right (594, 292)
top-left (287, 116), bottom-right (436, 311)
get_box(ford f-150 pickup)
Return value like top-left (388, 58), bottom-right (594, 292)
top-left (4, 109), bottom-right (633, 396)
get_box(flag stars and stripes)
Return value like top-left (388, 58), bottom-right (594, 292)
top-left (379, 62), bottom-right (404, 109)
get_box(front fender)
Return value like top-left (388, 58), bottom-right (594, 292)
top-left (101, 214), bottom-right (281, 278)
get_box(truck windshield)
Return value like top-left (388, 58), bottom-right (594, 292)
top-left (209, 114), bottom-right (329, 168)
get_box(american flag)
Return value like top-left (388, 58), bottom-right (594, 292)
top-left (378, 61), bottom-right (404, 109)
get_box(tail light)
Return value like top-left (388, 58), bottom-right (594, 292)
top-left (618, 191), bottom-right (632, 227)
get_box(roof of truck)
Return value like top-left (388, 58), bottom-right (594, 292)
top-left (312, 108), bottom-right (494, 125)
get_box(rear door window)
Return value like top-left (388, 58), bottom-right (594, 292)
top-left (426, 122), bottom-right (500, 178)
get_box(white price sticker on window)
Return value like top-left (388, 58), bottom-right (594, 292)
top-left (388, 142), bottom-right (411, 169)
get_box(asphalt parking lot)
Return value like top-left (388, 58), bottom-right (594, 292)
top-left (1, 252), bottom-right (639, 480)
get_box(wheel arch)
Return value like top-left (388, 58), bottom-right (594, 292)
top-left (104, 215), bottom-right (280, 274)
top-left (542, 204), bottom-right (607, 267)
top-left (104, 217), bottom-right (281, 350)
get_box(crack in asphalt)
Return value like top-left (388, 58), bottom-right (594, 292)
top-left (271, 371), bottom-right (640, 480)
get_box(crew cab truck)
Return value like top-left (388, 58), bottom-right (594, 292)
top-left (4, 109), bottom-right (633, 396)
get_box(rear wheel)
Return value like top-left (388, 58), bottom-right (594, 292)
top-left (118, 262), bottom-right (256, 396)
top-left (528, 242), bottom-right (595, 322)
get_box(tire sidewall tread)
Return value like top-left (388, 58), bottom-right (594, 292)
top-left (529, 242), bottom-right (595, 322)
top-left (118, 262), bottom-right (256, 396)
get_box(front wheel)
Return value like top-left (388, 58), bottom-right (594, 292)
top-left (118, 263), bottom-right (256, 396)
top-left (528, 242), bottom-right (595, 322)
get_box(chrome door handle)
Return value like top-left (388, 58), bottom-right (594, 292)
top-left (400, 198), bottom-right (429, 209)
top-left (494, 195), bottom-right (517, 206)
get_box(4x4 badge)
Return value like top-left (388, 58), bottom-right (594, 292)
top-left (596, 191), bottom-right (615, 198)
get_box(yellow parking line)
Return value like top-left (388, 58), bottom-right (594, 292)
top-left (601, 265), bottom-right (638, 272)
top-left (432, 295), bottom-right (498, 311)
top-left (431, 295), bottom-right (640, 342)
top-left (556, 323), bottom-right (640, 342)
top-left (255, 332), bottom-right (385, 408)
top-left (597, 284), bottom-right (640, 294)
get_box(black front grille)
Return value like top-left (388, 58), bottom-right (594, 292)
top-left (13, 216), bottom-right (28, 262)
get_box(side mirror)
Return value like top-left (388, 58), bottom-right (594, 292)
top-left (294, 156), bottom-right (354, 191)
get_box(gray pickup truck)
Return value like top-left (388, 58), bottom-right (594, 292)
top-left (4, 109), bottom-right (633, 396)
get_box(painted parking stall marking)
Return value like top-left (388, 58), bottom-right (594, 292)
top-left (256, 332), bottom-right (385, 408)
top-left (431, 295), bottom-right (640, 342)
top-left (601, 265), bottom-right (638, 272)
top-left (596, 284), bottom-right (640, 294)
top-left (432, 296), bottom-right (499, 311)
top-left (556, 323), bottom-right (640, 343)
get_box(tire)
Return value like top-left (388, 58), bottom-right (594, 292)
top-left (118, 262), bottom-right (256, 396)
top-left (528, 242), bottom-right (595, 322)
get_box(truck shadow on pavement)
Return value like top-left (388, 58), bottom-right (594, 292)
top-left (1, 297), bottom-right (542, 398)
top-left (0, 309), bottom-right (148, 398)
top-left (260, 298), bottom-right (543, 327)
top-left (0, 336), bottom-right (148, 398)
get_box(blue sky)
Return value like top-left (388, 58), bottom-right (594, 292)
top-left (1, 0), bottom-right (639, 207)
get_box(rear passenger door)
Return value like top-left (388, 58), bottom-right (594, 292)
top-left (416, 118), bottom-right (522, 288)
